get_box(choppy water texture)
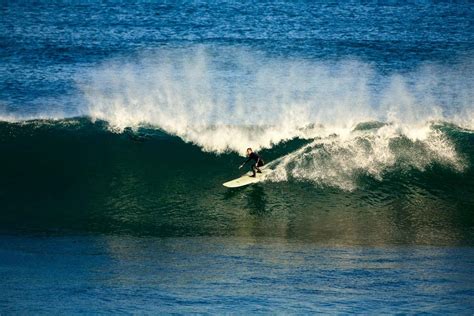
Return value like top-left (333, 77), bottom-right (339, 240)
top-left (1, 236), bottom-right (474, 314)
top-left (1, 1), bottom-right (474, 313)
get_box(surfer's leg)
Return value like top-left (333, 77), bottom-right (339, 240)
top-left (251, 164), bottom-right (257, 177)
top-left (256, 160), bottom-right (263, 173)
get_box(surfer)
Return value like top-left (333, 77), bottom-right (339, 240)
top-left (239, 148), bottom-right (264, 177)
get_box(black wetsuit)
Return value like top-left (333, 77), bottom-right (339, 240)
top-left (243, 152), bottom-right (264, 176)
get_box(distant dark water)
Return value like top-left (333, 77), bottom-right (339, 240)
top-left (1, 1), bottom-right (474, 313)
top-left (1, 1), bottom-right (473, 116)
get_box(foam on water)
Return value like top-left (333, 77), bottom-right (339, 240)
top-left (267, 124), bottom-right (464, 190)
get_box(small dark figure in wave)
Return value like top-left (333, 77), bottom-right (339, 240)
top-left (239, 148), bottom-right (264, 177)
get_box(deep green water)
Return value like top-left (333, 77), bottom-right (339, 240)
top-left (1, 118), bottom-right (473, 246)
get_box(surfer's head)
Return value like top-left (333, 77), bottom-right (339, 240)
top-left (246, 148), bottom-right (252, 156)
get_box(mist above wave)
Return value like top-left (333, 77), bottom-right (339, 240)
top-left (80, 47), bottom-right (472, 152)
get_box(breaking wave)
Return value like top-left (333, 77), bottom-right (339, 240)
top-left (1, 47), bottom-right (473, 190)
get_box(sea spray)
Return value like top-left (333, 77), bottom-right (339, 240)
top-left (79, 47), bottom-right (473, 153)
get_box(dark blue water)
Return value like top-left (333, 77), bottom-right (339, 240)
top-left (1, 236), bottom-right (474, 314)
top-left (2, 1), bottom-right (472, 117)
top-left (1, 1), bottom-right (474, 313)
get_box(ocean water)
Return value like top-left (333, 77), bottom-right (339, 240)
top-left (1, 1), bottom-right (474, 313)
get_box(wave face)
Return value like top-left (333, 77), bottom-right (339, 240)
top-left (0, 118), bottom-right (473, 244)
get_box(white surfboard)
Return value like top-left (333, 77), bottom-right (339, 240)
top-left (223, 169), bottom-right (270, 188)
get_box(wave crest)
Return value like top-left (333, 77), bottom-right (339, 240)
top-left (79, 47), bottom-right (473, 154)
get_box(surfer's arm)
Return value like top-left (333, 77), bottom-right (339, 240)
top-left (239, 158), bottom-right (250, 169)
top-left (239, 156), bottom-right (254, 169)
top-left (252, 153), bottom-right (261, 165)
